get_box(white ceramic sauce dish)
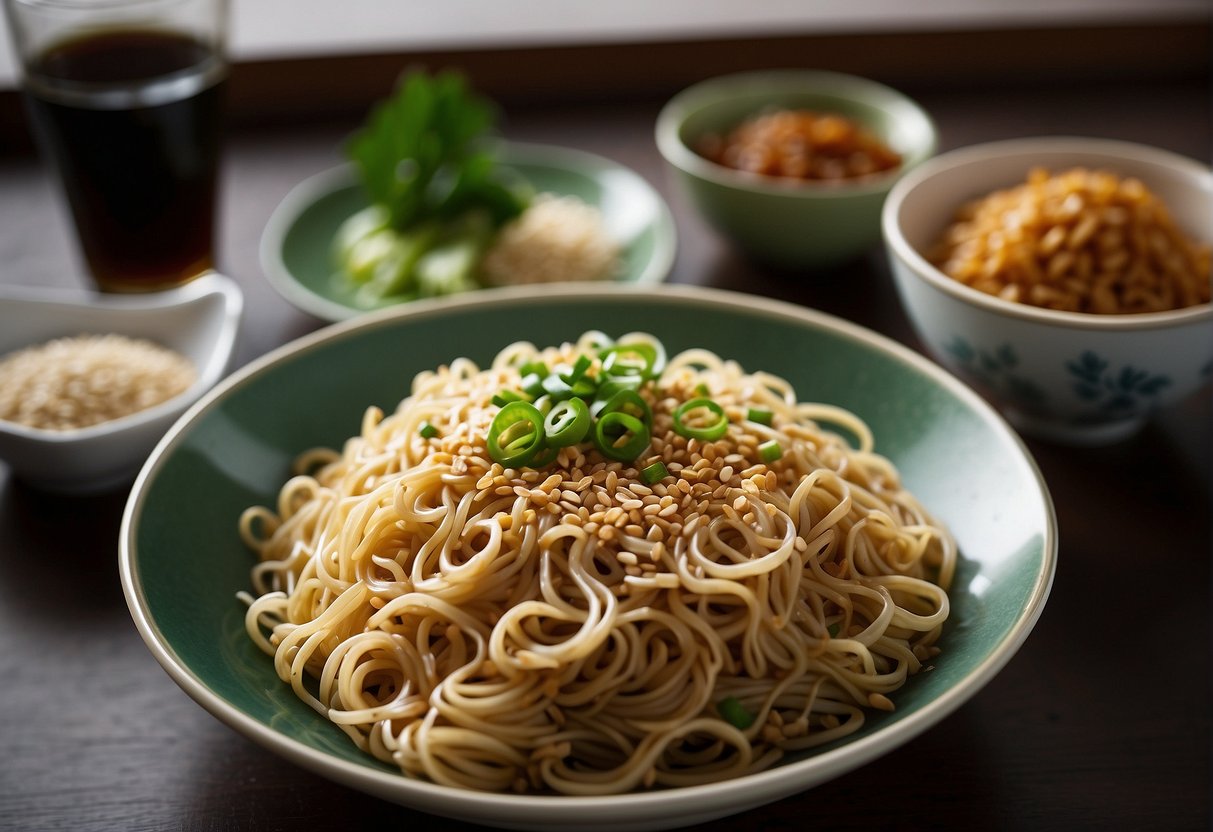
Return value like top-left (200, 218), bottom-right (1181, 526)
top-left (0, 272), bottom-right (243, 492)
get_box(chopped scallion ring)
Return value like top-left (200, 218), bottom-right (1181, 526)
top-left (641, 461), bottom-right (669, 484)
top-left (672, 397), bottom-right (728, 441)
top-left (487, 401), bottom-right (546, 468)
top-left (419, 421), bottom-right (439, 439)
top-left (600, 345), bottom-right (654, 379)
top-left (518, 360), bottom-right (549, 379)
top-left (599, 334), bottom-right (666, 381)
top-left (758, 439), bottom-right (783, 464)
top-left (747, 407), bottom-right (774, 426)
top-left (532, 394), bottom-right (553, 416)
top-left (596, 388), bottom-right (652, 425)
top-left (560, 354), bottom-right (593, 384)
top-left (491, 389), bottom-right (529, 408)
top-left (520, 373), bottom-right (547, 398)
top-left (615, 333), bottom-right (667, 377)
top-left (597, 377), bottom-right (643, 401)
top-left (593, 411), bottom-right (651, 461)
top-left (570, 376), bottom-right (598, 399)
top-left (543, 398), bottom-right (591, 448)
top-left (541, 373), bottom-right (574, 400)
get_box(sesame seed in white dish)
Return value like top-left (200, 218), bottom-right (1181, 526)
top-left (0, 334), bottom-right (196, 431)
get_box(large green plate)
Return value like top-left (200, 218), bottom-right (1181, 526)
top-left (260, 142), bottom-right (677, 322)
top-left (120, 285), bottom-right (1056, 831)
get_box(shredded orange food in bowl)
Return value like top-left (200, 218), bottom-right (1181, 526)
top-left (697, 109), bottom-right (901, 183)
top-left (929, 167), bottom-right (1211, 314)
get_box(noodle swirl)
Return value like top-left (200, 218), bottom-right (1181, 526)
top-left (239, 335), bottom-right (955, 794)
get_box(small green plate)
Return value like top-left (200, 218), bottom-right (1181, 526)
top-left (260, 142), bottom-right (678, 322)
top-left (120, 285), bottom-right (1056, 831)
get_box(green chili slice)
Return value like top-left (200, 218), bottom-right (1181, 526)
top-left (759, 439), bottom-right (783, 464)
top-left (487, 401), bottom-right (545, 468)
top-left (641, 461), bottom-right (669, 484)
top-left (419, 421), bottom-right (439, 439)
top-left (673, 397), bottom-right (728, 441)
top-left (717, 696), bottom-right (755, 730)
top-left (593, 411), bottom-right (651, 461)
top-left (543, 398), bottom-right (591, 447)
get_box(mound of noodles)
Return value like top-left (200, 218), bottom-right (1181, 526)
top-left (239, 332), bottom-right (955, 795)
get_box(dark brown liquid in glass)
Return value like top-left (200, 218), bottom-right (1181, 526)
top-left (24, 30), bottom-right (225, 291)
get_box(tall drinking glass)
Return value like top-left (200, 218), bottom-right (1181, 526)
top-left (4, 0), bottom-right (228, 292)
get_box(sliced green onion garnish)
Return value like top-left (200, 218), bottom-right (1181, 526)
top-left (520, 373), bottom-right (547, 398)
top-left (596, 388), bottom-right (652, 425)
top-left (617, 333), bottom-right (667, 377)
top-left (560, 354), bottom-right (593, 384)
top-left (532, 394), bottom-right (553, 416)
top-left (541, 373), bottom-right (576, 401)
top-left (597, 376), bottom-right (643, 401)
top-left (758, 439), bottom-right (783, 464)
top-left (543, 398), bottom-right (591, 448)
top-left (581, 331), bottom-right (614, 352)
top-left (419, 421), bottom-right (439, 439)
top-left (570, 376), bottom-right (598, 399)
top-left (593, 411), bottom-right (651, 461)
top-left (487, 401), bottom-right (546, 468)
top-left (641, 461), bottom-right (669, 484)
top-left (717, 696), bottom-right (755, 730)
top-left (827, 622), bottom-right (841, 638)
top-left (747, 407), bottom-right (774, 426)
top-left (492, 389), bottom-right (529, 408)
top-left (518, 360), bottom-right (549, 379)
top-left (672, 397), bottom-right (728, 441)
top-left (600, 340), bottom-right (662, 380)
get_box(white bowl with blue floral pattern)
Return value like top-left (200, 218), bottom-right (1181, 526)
top-left (882, 136), bottom-right (1213, 445)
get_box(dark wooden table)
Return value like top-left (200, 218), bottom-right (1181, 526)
top-left (0, 74), bottom-right (1209, 831)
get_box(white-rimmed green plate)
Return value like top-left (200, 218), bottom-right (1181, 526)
top-left (260, 142), bottom-right (677, 322)
top-left (120, 285), bottom-right (1056, 831)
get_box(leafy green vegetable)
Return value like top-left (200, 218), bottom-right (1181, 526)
top-left (336, 69), bottom-right (531, 307)
top-left (345, 69), bottom-right (528, 230)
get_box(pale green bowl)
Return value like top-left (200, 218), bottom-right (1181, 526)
top-left (121, 285), bottom-right (1054, 831)
top-left (656, 70), bottom-right (937, 269)
top-left (261, 142), bottom-right (678, 322)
